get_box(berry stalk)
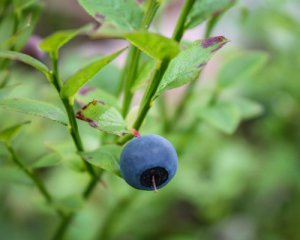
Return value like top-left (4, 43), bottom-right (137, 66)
top-left (50, 52), bottom-right (96, 178)
top-left (121, 0), bottom-right (160, 116)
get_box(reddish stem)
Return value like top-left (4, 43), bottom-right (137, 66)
top-left (132, 129), bottom-right (141, 138)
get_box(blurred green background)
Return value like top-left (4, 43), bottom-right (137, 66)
top-left (0, 0), bottom-right (300, 239)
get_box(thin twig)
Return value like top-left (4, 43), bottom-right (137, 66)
top-left (6, 144), bottom-right (65, 218)
top-left (118, 0), bottom-right (197, 145)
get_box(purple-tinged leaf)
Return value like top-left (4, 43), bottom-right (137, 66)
top-left (156, 36), bottom-right (228, 96)
top-left (76, 100), bottom-right (128, 136)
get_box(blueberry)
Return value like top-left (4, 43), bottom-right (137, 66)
top-left (120, 134), bottom-right (178, 191)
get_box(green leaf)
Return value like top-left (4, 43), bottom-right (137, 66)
top-left (0, 98), bottom-right (68, 125)
top-left (0, 121), bottom-right (31, 143)
top-left (0, 166), bottom-right (33, 185)
top-left (125, 32), bottom-right (180, 60)
top-left (76, 100), bottom-right (128, 136)
top-left (81, 145), bottom-right (122, 176)
top-left (88, 64), bottom-right (122, 96)
top-left (46, 141), bottom-right (85, 173)
top-left (199, 101), bottom-right (241, 134)
top-left (0, 50), bottom-right (50, 77)
top-left (217, 51), bottom-right (268, 88)
top-left (78, 0), bottom-right (143, 31)
top-left (13, 3), bottom-right (41, 51)
top-left (0, 83), bottom-right (19, 100)
top-left (13, 0), bottom-right (38, 12)
top-left (61, 48), bottom-right (125, 99)
top-left (0, 8), bottom-right (40, 51)
top-left (39, 28), bottom-right (83, 54)
top-left (234, 98), bottom-right (264, 119)
top-left (125, 105), bottom-right (139, 129)
top-left (131, 59), bottom-right (156, 91)
top-left (31, 153), bottom-right (61, 169)
top-left (186, 0), bottom-right (236, 29)
top-left (156, 36), bottom-right (228, 96)
top-left (76, 87), bottom-right (120, 109)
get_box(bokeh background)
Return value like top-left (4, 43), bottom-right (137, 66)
top-left (0, 0), bottom-right (300, 239)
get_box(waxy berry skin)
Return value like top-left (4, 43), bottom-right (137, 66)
top-left (120, 134), bottom-right (178, 191)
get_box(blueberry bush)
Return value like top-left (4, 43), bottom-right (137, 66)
top-left (0, 0), bottom-right (299, 239)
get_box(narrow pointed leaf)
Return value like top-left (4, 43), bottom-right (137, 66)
top-left (125, 32), bottom-right (180, 60)
top-left (0, 98), bottom-right (68, 125)
top-left (156, 36), bottom-right (228, 96)
top-left (131, 59), bottom-right (156, 91)
top-left (186, 0), bottom-right (236, 29)
top-left (217, 51), bottom-right (268, 88)
top-left (76, 87), bottom-right (120, 109)
top-left (81, 145), bottom-right (122, 176)
top-left (0, 121), bottom-right (31, 143)
top-left (31, 152), bottom-right (61, 169)
top-left (200, 101), bottom-right (241, 134)
top-left (13, 0), bottom-right (38, 11)
top-left (78, 0), bottom-right (143, 31)
top-left (39, 28), bottom-right (84, 54)
top-left (61, 48), bottom-right (125, 98)
top-left (0, 50), bottom-right (50, 76)
top-left (46, 141), bottom-right (85, 173)
top-left (76, 100), bottom-right (128, 136)
top-left (234, 98), bottom-right (264, 119)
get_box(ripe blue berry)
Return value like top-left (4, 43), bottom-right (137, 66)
top-left (120, 134), bottom-right (178, 191)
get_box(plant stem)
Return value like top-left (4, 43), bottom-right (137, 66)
top-left (95, 192), bottom-right (138, 240)
top-left (121, 46), bottom-right (140, 116)
top-left (52, 214), bottom-right (74, 240)
top-left (157, 0), bottom-right (197, 129)
top-left (168, 11), bottom-right (223, 131)
top-left (172, 0), bottom-right (195, 42)
top-left (118, 0), bottom-right (196, 145)
top-left (61, 98), bottom-right (96, 177)
top-left (50, 53), bottom-right (62, 92)
top-left (205, 14), bottom-right (221, 38)
top-left (50, 53), bottom-right (96, 177)
top-left (132, 60), bottom-right (169, 130)
top-left (52, 171), bottom-right (103, 240)
top-left (52, 1), bottom-right (161, 238)
top-left (82, 173), bottom-right (102, 198)
top-left (121, 0), bottom-right (160, 117)
top-left (6, 144), bottom-right (65, 218)
top-left (0, 9), bottom-right (20, 88)
top-left (169, 76), bottom-right (198, 131)
top-left (52, 2), bottom-right (161, 238)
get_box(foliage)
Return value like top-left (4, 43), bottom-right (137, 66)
top-left (0, 0), bottom-right (299, 240)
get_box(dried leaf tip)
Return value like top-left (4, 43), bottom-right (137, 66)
top-left (201, 36), bottom-right (229, 51)
top-left (75, 111), bottom-right (99, 128)
top-left (95, 13), bottom-right (105, 22)
top-left (79, 86), bottom-right (95, 95)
